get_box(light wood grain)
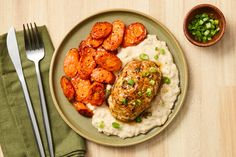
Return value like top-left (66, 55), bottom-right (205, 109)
top-left (1, 0), bottom-right (236, 157)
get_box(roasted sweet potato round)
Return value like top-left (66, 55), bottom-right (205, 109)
top-left (86, 36), bottom-right (103, 48)
top-left (77, 47), bottom-right (97, 79)
top-left (91, 22), bottom-right (112, 39)
top-left (78, 40), bottom-right (90, 52)
top-left (97, 46), bottom-right (118, 55)
top-left (71, 76), bottom-right (91, 103)
top-left (91, 68), bottom-right (116, 84)
top-left (102, 20), bottom-right (125, 51)
top-left (73, 102), bottom-right (93, 117)
top-left (60, 76), bottom-right (75, 101)
top-left (86, 82), bottom-right (105, 106)
top-left (63, 48), bottom-right (79, 77)
top-left (122, 22), bottom-right (147, 48)
top-left (94, 49), bottom-right (122, 72)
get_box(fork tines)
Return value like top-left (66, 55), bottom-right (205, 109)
top-left (23, 23), bottom-right (43, 51)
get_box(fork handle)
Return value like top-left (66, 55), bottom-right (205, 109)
top-left (19, 75), bottom-right (46, 157)
top-left (35, 62), bottom-right (55, 157)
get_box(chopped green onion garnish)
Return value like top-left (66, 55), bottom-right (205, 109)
top-left (203, 36), bottom-right (207, 43)
top-left (206, 22), bottom-right (211, 29)
top-left (207, 37), bottom-right (212, 41)
top-left (146, 88), bottom-right (152, 97)
top-left (202, 13), bottom-right (208, 18)
top-left (139, 53), bottom-right (149, 60)
top-left (112, 122), bottom-right (120, 129)
top-left (136, 99), bottom-right (142, 105)
top-left (141, 71), bottom-right (150, 77)
top-left (134, 99), bottom-right (142, 106)
top-left (187, 13), bottom-right (221, 43)
top-left (160, 48), bottom-right (165, 54)
top-left (121, 98), bottom-right (128, 105)
top-left (149, 67), bottom-right (158, 73)
top-left (203, 17), bottom-right (208, 22)
top-left (211, 30), bottom-right (216, 36)
top-left (98, 121), bottom-right (105, 129)
top-left (211, 24), bottom-right (215, 29)
top-left (154, 54), bottom-right (159, 60)
top-left (155, 47), bottom-right (158, 51)
top-left (138, 91), bottom-right (142, 97)
top-left (127, 79), bottom-right (135, 86)
top-left (163, 76), bottom-right (171, 84)
top-left (214, 19), bottom-right (219, 25)
top-left (149, 79), bottom-right (155, 85)
top-left (199, 19), bottom-right (204, 25)
top-left (105, 89), bottom-right (111, 95)
top-left (135, 116), bottom-right (142, 123)
top-left (204, 30), bottom-right (210, 36)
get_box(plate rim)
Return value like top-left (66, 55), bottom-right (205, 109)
top-left (49, 8), bottom-right (189, 147)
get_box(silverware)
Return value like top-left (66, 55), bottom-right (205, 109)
top-left (6, 27), bottom-right (46, 157)
top-left (23, 23), bottom-right (55, 157)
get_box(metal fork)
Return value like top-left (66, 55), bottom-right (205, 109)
top-left (23, 23), bottom-right (54, 157)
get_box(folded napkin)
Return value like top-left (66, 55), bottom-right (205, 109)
top-left (0, 26), bottom-right (86, 157)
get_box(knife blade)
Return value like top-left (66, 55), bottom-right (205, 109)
top-left (6, 27), bottom-right (46, 157)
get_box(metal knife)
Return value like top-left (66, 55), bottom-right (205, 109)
top-left (6, 27), bottom-right (46, 157)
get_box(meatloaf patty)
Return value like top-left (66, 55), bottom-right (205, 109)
top-left (108, 60), bottom-right (162, 122)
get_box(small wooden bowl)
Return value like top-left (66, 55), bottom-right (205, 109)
top-left (183, 4), bottom-right (226, 47)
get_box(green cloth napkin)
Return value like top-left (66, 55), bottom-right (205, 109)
top-left (0, 26), bottom-right (86, 157)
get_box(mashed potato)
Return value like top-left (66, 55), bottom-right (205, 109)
top-left (91, 35), bottom-right (180, 138)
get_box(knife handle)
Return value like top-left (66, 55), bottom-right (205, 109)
top-left (19, 75), bottom-right (46, 157)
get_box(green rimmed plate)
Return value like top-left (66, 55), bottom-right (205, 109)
top-left (49, 9), bottom-right (188, 147)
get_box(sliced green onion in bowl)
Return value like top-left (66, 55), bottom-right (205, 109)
top-left (214, 20), bottom-right (219, 25)
top-left (206, 22), bottom-right (211, 29)
top-left (187, 12), bottom-right (221, 43)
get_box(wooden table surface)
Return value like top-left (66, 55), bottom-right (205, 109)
top-left (1, 0), bottom-right (236, 157)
